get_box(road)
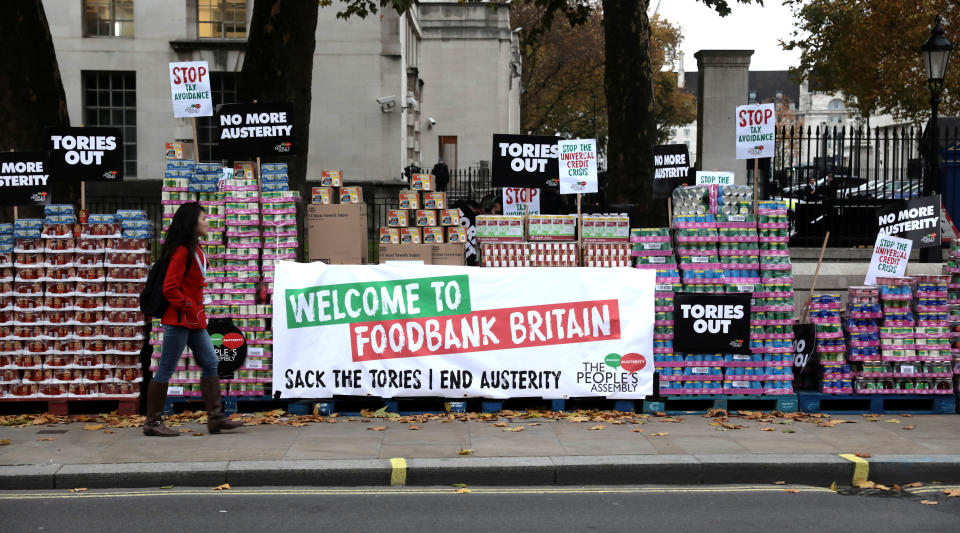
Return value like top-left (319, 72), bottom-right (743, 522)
top-left (2, 485), bottom-right (959, 532)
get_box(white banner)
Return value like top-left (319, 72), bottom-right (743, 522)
top-left (273, 262), bottom-right (655, 399)
top-left (169, 61), bottom-right (213, 118)
top-left (558, 139), bottom-right (598, 194)
top-left (735, 103), bottom-right (776, 159)
top-left (502, 187), bottom-right (540, 216)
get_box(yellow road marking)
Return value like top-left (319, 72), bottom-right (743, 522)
top-left (390, 457), bottom-right (407, 486)
top-left (839, 453), bottom-right (869, 486)
top-left (0, 485), bottom-right (834, 500)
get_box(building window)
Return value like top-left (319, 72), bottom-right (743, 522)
top-left (684, 128), bottom-right (691, 137)
top-left (83, 71), bottom-right (136, 177)
top-left (828, 98), bottom-right (845, 110)
top-left (197, 72), bottom-right (240, 162)
top-left (198, 0), bottom-right (247, 39)
top-left (775, 90), bottom-right (783, 101)
top-left (83, 0), bottom-right (134, 37)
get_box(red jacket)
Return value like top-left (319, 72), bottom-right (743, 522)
top-left (161, 245), bottom-right (207, 329)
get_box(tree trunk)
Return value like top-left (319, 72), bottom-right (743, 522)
top-left (0, 0), bottom-right (72, 217)
top-left (601, 0), bottom-right (662, 226)
top-left (239, 0), bottom-right (319, 195)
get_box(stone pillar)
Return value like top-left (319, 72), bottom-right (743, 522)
top-left (695, 50), bottom-right (753, 185)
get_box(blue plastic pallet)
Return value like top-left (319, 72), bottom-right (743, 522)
top-left (311, 397), bottom-right (469, 416)
top-left (643, 394), bottom-right (799, 415)
top-left (481, 399), bottom-right (640, 414)
top-left (797, 392), bottom-right (956, 414)
top-left (163, 395), bottom-right (311, 415)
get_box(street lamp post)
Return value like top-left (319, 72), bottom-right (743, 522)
top-left (920, 15), bottom-right (953, 263)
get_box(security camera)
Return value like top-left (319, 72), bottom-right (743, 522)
top-left (427, 117), bottom-right (437, 127)
top-left (376, 95), bottom-right (396, 105)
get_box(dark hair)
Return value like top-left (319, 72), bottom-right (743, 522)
top-left (160, 202), bottom-right (204, 261)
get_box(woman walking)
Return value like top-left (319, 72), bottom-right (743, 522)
top-left (144, 202), bottom-right (242, 436)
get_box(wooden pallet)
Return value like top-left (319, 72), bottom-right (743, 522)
top-left (797, 392), bottom-right (956, 414)
top-left (643, 394), bottom-right (798, 415)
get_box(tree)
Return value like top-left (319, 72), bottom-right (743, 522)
top-left (0, 0), bottom-right (72, 217)
top-left (239, 1), bottom-right (319, 194)
top-left (782, 0), bottom-right (959, 123)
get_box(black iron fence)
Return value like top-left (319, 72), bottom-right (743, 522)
top-left (770, 124), bottom-right (944, 247)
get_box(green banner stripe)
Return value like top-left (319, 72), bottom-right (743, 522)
top-left (285, 275), bottom-right (472, 328)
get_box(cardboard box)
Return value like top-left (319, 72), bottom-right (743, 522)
top-left (307, 204), bottom-right (368, 264)
top-left (415, 210), bottom-right (437, 227)
top-left (379, 227), bottom-right (400, 244)
top-left (399, 190), bottom-right (420, 210)
top-left (165, 141), bottom-right (195, 161)
top-left (379, 244), bottom-right (431, 264)
top-left (422, 227), bottom-right (444, 244)
top-left (234, 161), bottom-right (255, 179)
top-left (446, 226), bottom-right (467, 243)
top-left (400, 227), bottom-right (421, 244)
top-left (411, 174), bottom-right (435, 191)
top-left (311, 187), bottom-right (334, 205)
top-left (386, 209), bottom-right (409, 228)
top-left (439, 209), bottom-right (460, 226)
top-left (423, 192), bottom-right (447, 210)
top-left (431, 243), bottom-right (466, 266)
top-left (339, 186), bottom-right (363, 204)
top-left (320, 170), bottom-right (343, 187)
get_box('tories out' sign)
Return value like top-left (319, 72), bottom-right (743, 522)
top-left (0, 152), bottom-right (51, 206)
top-left (273, 262), bottom-right (655, 399)
top-left (673, 293), bottom-right (752, 354)
top-left (169, 61), bottom-right (213, 118)
top-left (46, 127), bottom-right (124, 182)
top-left (735, 103), bottom-right (776, 160)
top-left (558, 139), bottom-right (598, 194)
top-left (491, 134), bottom-right (560, 189)
top-left (216, 102), bottom-right (295, 158)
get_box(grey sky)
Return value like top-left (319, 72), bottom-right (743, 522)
top-left (654, 0), bottom-right (802, 71)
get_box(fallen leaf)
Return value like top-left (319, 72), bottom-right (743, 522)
top-left (855, 452), bottom-right (871, 458)
top-left (783, 489), bottom-right (800, 493)
top-left (900, 414), bottom-right (912, 417)
top-left (503, 426), bottom-right (524, 432)
top-left (817, 419), bottom-right (853, 427)
top-left (943, 489), bottom-right (960, 497)
top-left (654, 411), bottom-right (667, 417)
top-left (932, 481), bottom-right (942, 485)
top-left (68, 488), bottom-right (87, 493)
top-left (650, 432), bottom-right (669, 437)
top-left (179, 428), bottom-right (191, 433)
top-left (829, 481), bottom-right (838, 491)
top-left (856, 481), bottom-right (876, 489)
top-left (493, 422), bottom-right (508, 428)
top-left (408, 425), bottom-right (421, 431)
top-left (773, 481), bottom-right (786, 485)
top-left (0, 439), bottom-right (9, 445)
top-left (527, 423), bottom-right (541, 426)
top-left (36, 437), bottom-right (56, 441)
top-left (588, 425), bottom-right (606, 431)
top-left (83, 424), bottom-right (104, 431)
top-left (159, 485), bottom-right (174, 490)
top-left (903, 482), bottom-right (924, 488)
top-left (883, 419), bottom-right (900, 424)
top-left (893, 484), bottom-right (902, 491)
top-left (103, 430), bottom-right (115, 434)
top-left (630, 428), bottom-right (644, 433)
top-left (902, 425), bottom-right (916, 431)
top-left (921, 500), bottom-right (938, 505)
top-left (367, 426), bottom-right (387, 432)
top-left (452, 483), bottom-right (468, 488)
top-left (458, 448), bottom-right (473, 455)
top-left (782, 429), bottom-right (796, 433)
top-left (875, 484), bottom-right (891, 491)
top-left (566, 415), bottom-right (591, 423)
top-left (192, 433), bottom-right (204, 437)
top-left (456, 488), bottom-right (472, 494)
top-left (761, 427), bottom-right (775, 432)
top-left (212, 484), bottom-right (231, 491)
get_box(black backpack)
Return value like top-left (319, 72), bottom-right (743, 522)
top-left (140, 252), bottom-right (192, 318)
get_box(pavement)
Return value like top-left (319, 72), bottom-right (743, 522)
top-left (1, 409), bottom-right (960, 490)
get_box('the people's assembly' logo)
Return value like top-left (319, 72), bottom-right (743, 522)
top-left (604, 352), bottom-right (647, 373)
top-left (576, 352), bottom-right (647, 393)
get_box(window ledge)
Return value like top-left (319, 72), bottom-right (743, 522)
top-left (169, 39), bottom-right (247, 53)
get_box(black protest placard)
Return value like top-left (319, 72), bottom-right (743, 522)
top-left (217, 102), bottom-right (295, 159)
top-left (791, 324), bottom-right (819, 389)
top-left (876, 195), bottom-right (941, 248)
top-left (491, 134), bottom-right (561, 188)
top-left (652, 144), bottom-right (691, 198)
top-left (46, 127), bottom-right (123, 182)
top-left (0, 152), bottom-right (52, 206)
top-left (674, 293), bottom-right (752, 354)
top-left (207, 317), bottom-right (247, 379)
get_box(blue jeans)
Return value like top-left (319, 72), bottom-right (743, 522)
top-left (154, 325), bottom-right (220, 383)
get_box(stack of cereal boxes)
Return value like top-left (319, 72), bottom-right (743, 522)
top-left (381, 174), bottom-right (464, 245)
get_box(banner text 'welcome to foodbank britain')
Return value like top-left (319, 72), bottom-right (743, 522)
top-left (273, 263), bottom-right (656, 399)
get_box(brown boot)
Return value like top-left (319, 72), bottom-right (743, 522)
top-left (143, 381), bottom-right (178, 437)
top-left (200, 377), bottom-right (243, 433)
